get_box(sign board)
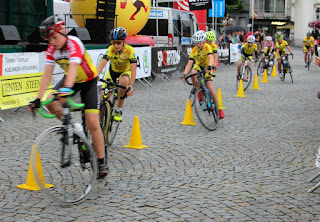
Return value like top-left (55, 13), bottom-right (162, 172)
top-left (189, 0), bottom-right (212, 11)
top-left (208, 0), bottom-right (225, 18)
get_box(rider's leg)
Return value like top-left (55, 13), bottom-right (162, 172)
top-left (237, 61), bottom-right (243, 74)
top-left (277, 58), bottom-right (282, 73)
top-left (86, 112), bottom-right (105, 159)
top-left (116, 74), bottom-right (130, 109)
top-left (190, 69), bottom-right (200, 89)
top-left (206, 79), bottom-right (224, 119)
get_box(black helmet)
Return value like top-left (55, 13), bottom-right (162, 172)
top-left (110, 27), bottom-right (127, 41)
top-left (39, 15), bottom-right (65, 39)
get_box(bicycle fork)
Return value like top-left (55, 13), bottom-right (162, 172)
top-left (61, 106), bottom-right (73, 168)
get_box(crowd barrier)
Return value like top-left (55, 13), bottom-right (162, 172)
top-left (0, 43), bottom-right (240, 115)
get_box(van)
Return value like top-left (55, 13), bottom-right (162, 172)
top-left (138, 7), bottom-right (199, 46)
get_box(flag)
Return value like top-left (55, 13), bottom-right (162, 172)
top-left (254, 11), bottom-right (258, 20)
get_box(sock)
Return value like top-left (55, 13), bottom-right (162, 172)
top-left (98, 158), bottom-right (104, 165)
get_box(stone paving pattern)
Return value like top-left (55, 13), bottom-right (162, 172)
top-left (1, 47), bottom-right (320, 221)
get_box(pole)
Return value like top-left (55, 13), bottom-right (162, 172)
top-left (212, 0), bottom-right (215, 31)
top-left (215, 5), bottom-right (218, 32)
top-left (156, 1), bottom-right (159, 46)
top-left (251, 0), bottom-right (255, 34)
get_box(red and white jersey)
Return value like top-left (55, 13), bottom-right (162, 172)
top-left (264, 41), bottom-right (274, 48)
top-left (45, 35), bottom-right (97, 83)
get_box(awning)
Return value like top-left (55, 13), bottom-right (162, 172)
top-left (276, 24), bottom-right (294, 29)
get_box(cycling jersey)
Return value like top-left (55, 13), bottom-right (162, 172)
top-left (303, 36), bottom-right (315, 47)
top-left (208, 42), bottom-right (218, 54)
top-left (264, 41), bottom-right (274, 48)
top-left (46, 35), bottom-right (97, 83)
top-left (275, 40), bottom-right (288, 52)
top-left (189, 43), bottom-right (213, 67)
top-left (241, 43), bottom-right (258, 56)
top-left (263, 47), bottom-right (275, 56)
top-left (103, 44), bottom-right (137, 73)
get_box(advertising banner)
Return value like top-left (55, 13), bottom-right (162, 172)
top-left (0, 53), bottom-right (40, 76)
top-left (208, 0), bottom-right (225, 18)
top-left (230, 43), bottom-right (241, 63)
top-left (218, 43), bottom-right (230, 64)
top-left (151, 46), bottom-right (181, 74)
top-left (0, 73), bottom-right (51, 110)
top-left (189, 0), bottom-right (212, 11)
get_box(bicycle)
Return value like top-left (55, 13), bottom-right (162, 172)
top-left (306, 48), bottom-right (312, 71)
top-left (237, 57), bottom-right (253, 91)
top-left (31, 92), bottom-right (98, 205)
top-left (279, 54), bottom-right (293, 83)
top-left (257, 53), bottom-right (274, 76)
top-left (185, 70), bottom-right (220, 131)
top-left (99, 78), bottom-right (130, 146)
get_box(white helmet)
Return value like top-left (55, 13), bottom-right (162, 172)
top-left (266, 36), bottom-right (272, 41)
top-left (192, 30), bottom-right (207, 44)
top-left (247, 35), bottom-right (255, 43)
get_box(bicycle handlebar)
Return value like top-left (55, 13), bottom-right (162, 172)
top-left (99, 78), bottom-right (131, 99)
top-left (184, 70), bottom-right (216, 86)
top-left (37, 91), bottom-right (85, 118)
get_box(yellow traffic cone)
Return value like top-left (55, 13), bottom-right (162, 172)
top-left (251, 74), bottom-right (260, 89)
top-left (180, 99), bottom-right (197, 125)
top-left (261, 69), bottom-right (269, 83)
top-left (124, 116), bottom-right (148, 149)
top-left (235, 79), bottom-right (246, 97)
top-left (17, 145), bottom-right (54, 191)
top-left (217, 88), bottom-right (226, 109)
top-left (271, 65), bottom-right (277, 77)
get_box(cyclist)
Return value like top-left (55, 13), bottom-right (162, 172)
top-left (237, 35), bottom-right (258, 81)
top-left (275, 34), bottom-right (293, 74)
top-left (303, 32), bottom-right (315, 68)
top-left (262, 36), bottom-right (276, 66)
top-left (205, 31), bottom-right (218, 68)
top-left (182, 30), bottom-right (225, 119)
top-left (28, 15), bottom-right (108, 179)
top-left (96, 27), bottom-right (137, 122)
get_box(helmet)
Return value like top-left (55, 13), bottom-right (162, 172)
top-left (39, 15), bottom-right (65, 39)
top-left (192, 30), bottom-right (207, 44)
top-left (307, 31), bottom-right (312, 36)
top-left (265, 36), bottom-right (272, 41)
top-left (276, 34), bottom-right (284, 39)
top-left (206, 31), bottom-right (216, 41)
top-left (110, 27), bottom-right (127, 41)
top-left (247, 35), bottom-right (255, 43)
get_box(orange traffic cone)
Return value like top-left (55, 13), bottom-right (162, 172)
top-left (251, 74), bottom-right (260, 89)
top-left (180, 99), bottom-right (197, 125)
top-left (217, 88), bottom-right (226, 109)
top-left (124, 116), bottom-right (148, 149)
top-left (17, 145), bottom-right (54, 191)
top-left (271, 65), bottom-right (277, 77)
top-left (261, 69), bottom-right (269, 83)
top-left (235, 79), bottom-right (246, 97)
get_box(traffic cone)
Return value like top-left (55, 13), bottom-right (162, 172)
top-left (124, 116), bottom-right (148, 149)
top-left (180, 99), bottom-right (197, 125)
top-left (271, 65), bottom-right (277, 77)
top-left (261, 69), bottom-right (269, 83)
top-left (251, 74), bottom-right (260, 89)
top-left (235, 79), bottom-right (246, 97)
top-left (217, 88), bottom-right (226, 109)
top-left (17, 145), bottom-right (54, 191)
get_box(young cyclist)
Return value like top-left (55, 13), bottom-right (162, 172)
top-left (303, 32), bottom-right (315, 67)
top-left (205, 31), bottom-right (218, 68)
top-left (96, 27), bottom-right (137, 122)
top-left (28, 16), bottom-right (108, 179)
top-left (275, 34), bottom-right (293, 74)
top-left (262, 36), bottom-right (276, 65)
top-left (182, 30), bottom-right (225, 119)
top-left (237, 35), bottom-right (258, 81)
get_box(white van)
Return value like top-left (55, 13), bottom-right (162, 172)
top-left (138, 7), bottom-right (199, 46)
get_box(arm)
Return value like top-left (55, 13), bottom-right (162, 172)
top-left (96, 58), bottom-right (109, 78)
top-left (213, 53), bottom-right (218, 67)
top-left (127, 62), bottom-right (137, 96)
top-left (286, 45), bottom-right (293, 54)
top-left (63, 62), bottom-right (79, 88)
top-left (183, 60), bottom-right (194, 79)
top-left (37, 64), bottom-right (55, 99)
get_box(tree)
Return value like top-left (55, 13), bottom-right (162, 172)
top-left (225, 0), bottom-right (245, 15)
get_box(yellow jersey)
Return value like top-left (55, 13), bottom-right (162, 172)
top-left (103, 44), bottom-right (137, 73)
top-left (241, 43), bottom-right (258, 56)
top-left (275, 40), bottom-right (288, 52)
top-left (208, 42), bottom-right (218, 53)
top-left (189, 43), bottom-right (213, 67)
top-left (304, 36), bottom-right (314, 47)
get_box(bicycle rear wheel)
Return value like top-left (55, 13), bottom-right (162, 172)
top-left (106, 108), bottom-right (120, 146)
top-left (257, 59), bottom-right (265, 76)
top-left (194, 89), bottom-right (219, 131)
top-left (32, 126), bottom-right (97, 205)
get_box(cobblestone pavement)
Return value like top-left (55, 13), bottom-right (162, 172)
top-left (1, 47), bottom-right (320, 221)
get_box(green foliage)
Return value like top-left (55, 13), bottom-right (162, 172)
top-left (225, 0), bottom-right (245, 14)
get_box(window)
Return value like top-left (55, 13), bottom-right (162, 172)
top-left (138, 19), bottom-right (168, 36)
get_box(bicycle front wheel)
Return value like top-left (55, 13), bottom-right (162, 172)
top-left (237, 67), bottom-right (252, 91)
top-left (100, 101), bottom-right (111, 142)
top-left (32, 126), bottom-right (98, 205)
top-left (288, 63), bottom-right (293, 83)
top-left (194, 89), bottom-right (219, 131)
top-left (106, 108), bottom-right (121, 146)
top-left (257, 59), bottom-right (265, 76)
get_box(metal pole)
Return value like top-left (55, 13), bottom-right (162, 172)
top-left (215, 5), bottom-right (218, 32)
top-left (212, 1), bottom-right (215, 31)
top-left (252, 0), bottom-right (255, 34)
top-left (156, 1), bottom-right (159, 46)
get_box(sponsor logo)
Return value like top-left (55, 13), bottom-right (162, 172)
top-left (143, 50), bottom-right (149, 73)
top-left (157, 50), bottom-right (181, 67)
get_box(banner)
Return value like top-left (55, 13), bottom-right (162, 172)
top-left (218, 43), bottom-right (230, 64)
top-left (229, 43), bottom-right (241, 63)
top-left (0, 73), bottom-right (52, 110)
top-left (151, 46), bottom-right (181, 74)
top-left (188, 0), bottom-right (212, 11)
top-left (0, 53), bottom-right (41, 76)
top-left (208, 0), bottom-right (225, 18)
